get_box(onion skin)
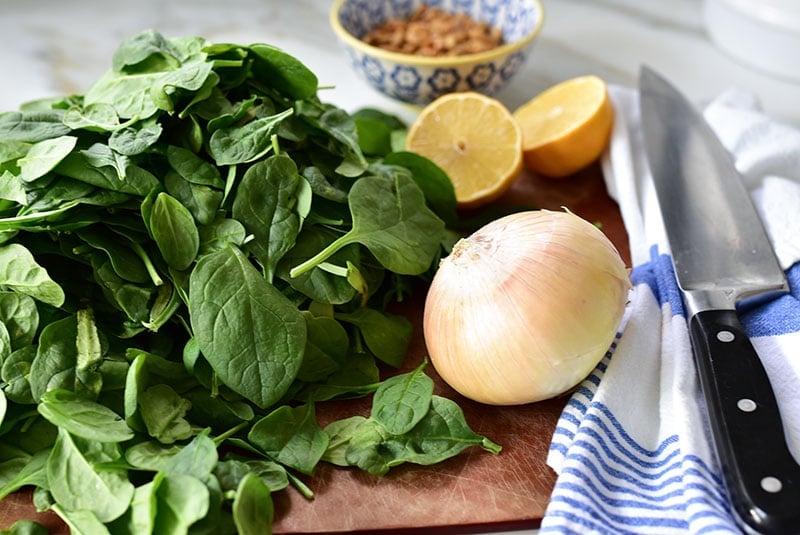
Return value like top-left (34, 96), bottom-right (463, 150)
top-left (423, 209), bottom-right (631, 405)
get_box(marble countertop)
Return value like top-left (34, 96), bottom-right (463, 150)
top-left (1, 0), bottom-right (799, 127)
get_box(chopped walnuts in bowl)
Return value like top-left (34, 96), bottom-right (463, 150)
top-left (330, 0), bottom-right (545, 105)
top-left (362, 5), bottom-right (504, 57)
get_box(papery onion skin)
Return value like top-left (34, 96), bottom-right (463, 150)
top-left (423, 209), bottom-right (631, 405)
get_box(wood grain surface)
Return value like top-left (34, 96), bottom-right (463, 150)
top-left (0, 163), bottom-right (630, 533)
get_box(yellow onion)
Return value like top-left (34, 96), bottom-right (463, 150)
top-left (423, 209), bottom-right (631, 405)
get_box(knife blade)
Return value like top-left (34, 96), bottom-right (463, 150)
top-left (639, 66), bottom-right (800, 534)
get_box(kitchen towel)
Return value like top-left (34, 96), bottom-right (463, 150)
top-left (540, 84), bottom-right (800, 534)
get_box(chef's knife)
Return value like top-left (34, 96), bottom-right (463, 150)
top-left (639, 66), bottom-right (800, 534)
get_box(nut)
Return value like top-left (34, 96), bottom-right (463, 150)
top-left (362, 5), bottom-right (504, 57)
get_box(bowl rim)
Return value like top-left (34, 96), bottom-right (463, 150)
top-left (329, 0), bottom-right (545, 67)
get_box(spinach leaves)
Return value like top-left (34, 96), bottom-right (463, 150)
top-left (0, 30), bottom-right (499, 533)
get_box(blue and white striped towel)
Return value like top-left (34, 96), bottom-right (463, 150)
top-left (540, 84), bottom-right (800, 534)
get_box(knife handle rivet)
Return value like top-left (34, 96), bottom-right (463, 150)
top-left (737, 398), bottom-right (757, 412)
top-left (761, 476), bottom-right (783, 493)
top-left (716, 330), bottom-right (735, 343)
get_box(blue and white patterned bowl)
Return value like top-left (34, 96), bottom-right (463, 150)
top-left (330, 0), bottom-right (545, 106)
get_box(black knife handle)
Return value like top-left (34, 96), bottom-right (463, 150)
top-left (689, 309), bottom-right (800, 534)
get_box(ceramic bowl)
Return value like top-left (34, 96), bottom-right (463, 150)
top-left (329, 0), bottom-right (545, 106)
top-left (704, 0), bottom-right (800, 82)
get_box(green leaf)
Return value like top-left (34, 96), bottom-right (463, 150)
top-left (0, 244), bottom-right (65, 307)
top-left (139, 384), bottom-right (193, 444)
top-left (0, 111), bottom-right (70, 143)
top-left (166, 145), bottom-right (224, 188)
top-left (289, 174), bottom-right (445, 278)
top-left (107, 481), bottom-right (155, 534)
top-left (152, 472), bottom-right (210, 533)
top-left (383, 151), bottom-right (458, 226)
top-left (346, 396), bottom-right (501, 475)
top-left (29, 315), bottom-right (78, 401)
top-left (0, 519), bottom-right (49, 535)
top-left (208, 108), bottom-right (293, 165)
top-left (47, 428), bottom-right (134, 522)
top-left (16, 136), bottom-right (77, 183)
top-left (50, 507), bottom-right (110, 535)
top-left (249, 43), bottom-right (318, 100)
top-left (371, 362), bottom-right (433, 434)
top-left (321, 415), bottom-right (368, 466)
top-left (163, 428), bottom-right (218, 479)
top-left (0, 450), bottom-right (49, 501)
top-left (336, 308), bottom-right (412, 367)
top-left (149, 192), bottom-right (200, 271)
top-left (233, 472), bottom-right (274, 535)
top-left (38, 389), bottom-right (134, 442)
top-left (232, 155), bottom-right (307, 282)
top-left (189, 246), bottom-right (306, 409)
top-left (247, 403), bottom-right (329, 475)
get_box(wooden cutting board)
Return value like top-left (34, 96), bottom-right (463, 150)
top-left (0, 163), bottom-right (630, 533)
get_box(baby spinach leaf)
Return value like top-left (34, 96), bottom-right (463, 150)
top-left (149, 192), bottom-right (199, 271)
top-left (124, 442), bottom-right (182, 473)
top-left (47, 428), bottom-right (134, 522)
top-left (108, 120), bottom-right (162, 155)
top-left (0, 519), bottom-right (48, 535)
top-left (189, 245), bottom-right (306, 409)
top-left (55, 151), bottom-right (159, 195)
top-left (371, 361), bottom-right (433, 435)
top-left (0, 450), bottom-right (49, 501)
top-left (0, 244), bottom-right (65, 307)
top-left (0, 111), bottom-right (70, 143)
top-left (62, 102), bottom-right (126, 132)
top-left (247, 403), bottom-right (328, 475)
top-left (50, 506), bottom-right (110, 534)
top-left (233, 472), bottom-right (274, 535)
top-left (37, 389), bottom-right (134, 443)
top-left (345, 396), bottom-right (501, 475)
top-left (214, 459), bottom-right (288, 494)
top-left (321, 415), bottom-right (368, 467)
top-left (0, 292), bottom-right (38, 350)
top-left (382, 151), bottom-right (458, 226)
top-left (336, 308), bottom-right (412, 368)
top-left (296, 312), bottom-right (349, 383)
top-left (289, 174), bottom-right (445, 278)
top-left (1, 346), bottom-right (36, 404)
top-left (232, 155), bottom-right (308, 282)
top-left (76, 226), bottom-right (150, 283)
top-left (163, 428), bottom-right (218, 479)
top-left (151, 472), bottom-right (210, 532)
top-left (138, 384), bottom-right (193, 444)
top-left (107, 481), bottom-right (155, 534)
top-left (164, 171), bottom-right (222, 226)
top-left (166, 145), bottom-right (224, 188)
top-left (249, 43), bottom-right (318, 100)
top-left (29, 315), bottom-right (78, 401)
top-left (208, 108), bottom-right (293, 165)
top-left (16, 136), bottom-right (77, 183)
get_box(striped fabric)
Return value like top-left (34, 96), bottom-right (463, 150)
top-left (540, 86), bottom-right (800, 534)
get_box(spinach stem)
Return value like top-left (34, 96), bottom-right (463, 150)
top-left (288, 233), bottom-right (352, 278)
top-left (213, 422), bottom-right (248, 446)
top-left (128, 241), bottom-right (164, 286)
top-left (286, 470), bottom-right (315, 500)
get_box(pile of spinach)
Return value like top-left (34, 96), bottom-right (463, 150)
top-left (0, 30), bottom-right (500, 534)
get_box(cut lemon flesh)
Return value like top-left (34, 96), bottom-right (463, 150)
top-left (513, 75), bottom-right (613, 178)
top-left (406, 92), bottom-right (523, 209)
